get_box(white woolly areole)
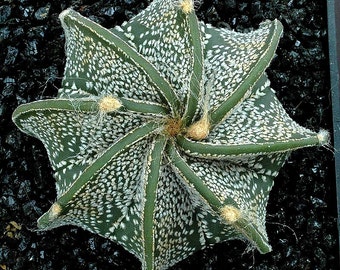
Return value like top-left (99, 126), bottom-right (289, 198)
top-left (179, 0), bottom-right (194, 14)
top-left (186, 115), bottom-right (210, 140)
top-left (220, 205), bottom-right (241, 224)
top-left (99, 96), bottom-right (122, 113)
top-left (317, 129), bottom-right (330, 145)
top-left (49, 203), bottom-right (62, 220)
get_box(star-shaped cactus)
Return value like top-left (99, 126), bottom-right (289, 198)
top-left (12, 0), bottom-right (328, 269)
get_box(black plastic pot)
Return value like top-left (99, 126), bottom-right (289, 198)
top-left (327, 0), bottom-right (340, 260)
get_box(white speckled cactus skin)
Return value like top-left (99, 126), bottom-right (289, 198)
top-left (12, 0), bottom-right (328, 269)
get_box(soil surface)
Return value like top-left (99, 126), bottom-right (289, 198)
top-left (0, 0), bottom-right (338, 269)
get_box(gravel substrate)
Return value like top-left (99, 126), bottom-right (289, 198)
top-left (0, 0), bottom-right (338, 269)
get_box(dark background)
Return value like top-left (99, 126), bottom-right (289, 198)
top-left (0, 0), bottom-right (338, 269)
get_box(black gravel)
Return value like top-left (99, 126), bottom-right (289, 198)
top-left (0, 0), bottom-right (338, 269)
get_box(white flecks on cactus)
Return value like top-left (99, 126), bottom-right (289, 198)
top-left (12, 0), bottom-right (328, 269)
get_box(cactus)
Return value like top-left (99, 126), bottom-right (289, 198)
top-left (12, 0), bottom-right (328, 269)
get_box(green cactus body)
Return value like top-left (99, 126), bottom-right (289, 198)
top-left (12, 0), bottom-right (328, 269)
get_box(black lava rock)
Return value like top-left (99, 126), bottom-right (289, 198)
top-left (0, 0), bottom-right (337, 269)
